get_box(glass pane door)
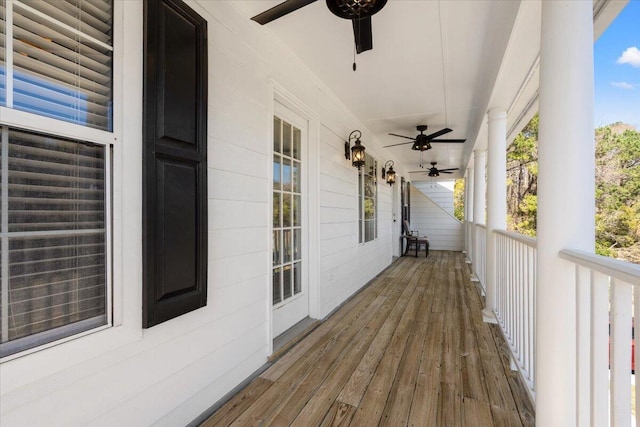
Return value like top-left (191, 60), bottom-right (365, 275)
top-left (273, 117), bottom-right (302, 307)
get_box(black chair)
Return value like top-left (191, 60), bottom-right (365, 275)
top-left (402, 220), bottom-right (429, 257)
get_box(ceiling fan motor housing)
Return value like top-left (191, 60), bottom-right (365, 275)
top-left (326, 0), bottom-right (388, 19)
top-left (410, 126), bottom-right (430, 150)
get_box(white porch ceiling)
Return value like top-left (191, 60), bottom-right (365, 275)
top-left (231, 0), bottom-right (602, 181)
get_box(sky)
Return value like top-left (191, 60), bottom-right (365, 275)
top-left (594, 0), bottom-right (640, 129)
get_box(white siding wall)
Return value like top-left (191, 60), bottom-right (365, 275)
top-left (410, 185), bottom-right (463, 251)
top-left (0, 1), bottom-right (394, 426)
top-left (412, 180), bottom-right (456, 215)
top-left (317, 126), bottom-right (394, 313)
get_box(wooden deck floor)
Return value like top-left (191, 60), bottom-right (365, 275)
top-left (203, 251), bottom-right (535, 426)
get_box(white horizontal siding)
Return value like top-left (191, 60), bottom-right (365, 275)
top-left (412, 180), bottom-right (456, 215)
top-left (0, 1), bottom-right (395, 426)
top-left (317, 124), bottom-right (393, 316)
top-left (410, 185), bottom-right (463, 251)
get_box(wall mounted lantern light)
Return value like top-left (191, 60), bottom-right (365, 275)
top-left (381, 160), bottom-right (396, 186)
top-left (345, 130), bottom-right (366, 169)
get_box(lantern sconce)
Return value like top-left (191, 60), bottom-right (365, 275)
top-left (344, 130), bottom-right (366, 169)
top-left (381, 160), bottom-right (396, 186)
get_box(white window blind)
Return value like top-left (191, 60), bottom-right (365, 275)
top-left (5, 0), bottom-right (113, 130)
top-left (0, 1), bottom-right (112, 358)
top-left (1, 0), bottom-right (6, 105)
top-left (0, 127), bottom-right (107, 358)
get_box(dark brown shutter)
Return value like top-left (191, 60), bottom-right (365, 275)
top-left (143, 0), bottom-right (207, 327)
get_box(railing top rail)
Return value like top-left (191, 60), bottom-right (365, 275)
top-left (494, 229), bottom-right (537, 248)
top-left (559, 249), bottom-right (640, 286)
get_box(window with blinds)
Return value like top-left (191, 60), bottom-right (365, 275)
top-left (1, 0), bottom-right (5, 105)
top-left (2, 0), bottom-right (113, 131)
top-left (0, 127), bottom-right (107, 358)
top-left (0, 0), bottom-right (113, 358)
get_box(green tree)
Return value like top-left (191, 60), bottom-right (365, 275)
top-left (507, 114), bottom-right (538, 236)
top-left (594, 124), bottom-right (640, 262)
top-left (505, 118), bottom-right (640, 263)
top-left (454, 179), bottom-right (465, 221)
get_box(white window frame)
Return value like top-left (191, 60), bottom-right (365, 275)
top-left (0, 0), bottom-right (131, 363)
top-left (359, 153), bottom-right (378, 244)
top-left (271, 114), bottom-right (305, 309)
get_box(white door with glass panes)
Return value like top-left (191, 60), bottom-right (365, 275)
top-left (272, 105), bottom-right (308, 337)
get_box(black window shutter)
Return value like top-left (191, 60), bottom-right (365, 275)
top-left (143, 0), bottom-right (207, 327)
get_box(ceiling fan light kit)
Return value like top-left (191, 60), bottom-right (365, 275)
top-left (326, 0), bottom-right (387, 19)
top-left (412, 141), bottom-right (432, 151)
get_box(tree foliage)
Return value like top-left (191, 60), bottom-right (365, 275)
top-left (505, 117), bottom-right (640, 263)
top-left (454, 179), bottom-right (465, 221)
top-left (594, 123), bottom-right (640, 262)
top-left (506, 114), bottom-right (538, 237)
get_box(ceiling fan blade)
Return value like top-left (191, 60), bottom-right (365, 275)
top-left (352, 16), bottom-right (373, 54)
top-left (429, 139), bottom-right (466, 143)
top-left (383, 141), bottom-right (414, 148)
top-left (439, 171), bottom-right (454, 174)
top-left (251, 0), bottom-right (318, 24)
top-left (388, 133), bottom-right (416, 140)
top-left (438, 168), bottom-right (459, 172)
top-left (426, 128), bottom-right (452, 139)
top-left (408, 171), bottom-right (427, 173)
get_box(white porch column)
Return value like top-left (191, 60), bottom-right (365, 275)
top-left (471, 151), bottom-right (486, 278)
top-left (483, 110), bottom-right (507, 323)
top-left (537, 1), bottom-right (595, 425)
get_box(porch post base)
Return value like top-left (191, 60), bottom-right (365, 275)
top-left (470, 275), bottom-right (479, 282)
top-left (509, 354), bottom-right (518, 371)
top-left (482, 308), bottom-right (498, 324)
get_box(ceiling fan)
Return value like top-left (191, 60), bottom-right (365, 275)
top-left (250, 0), bottom-right (388, 55)
top-left (410, 162), bottom-right (459, 177)
top-left (384, 125), bottom-right (466, 151)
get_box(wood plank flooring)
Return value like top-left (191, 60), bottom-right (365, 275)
top-left (202, 251), bottom-right (535, 427)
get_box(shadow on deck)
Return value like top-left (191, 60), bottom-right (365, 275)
top-left (202, 251), bottom-right (535, 426)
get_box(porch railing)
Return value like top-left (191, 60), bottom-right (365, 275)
top-left (494, 230), bottom-right (537, 399)
top-left (559, 249), bottom-right (640, 427)
top-left (466, 221), bottom-right (474, 264)
top-left (490, 230), bottom-right (640, 423)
